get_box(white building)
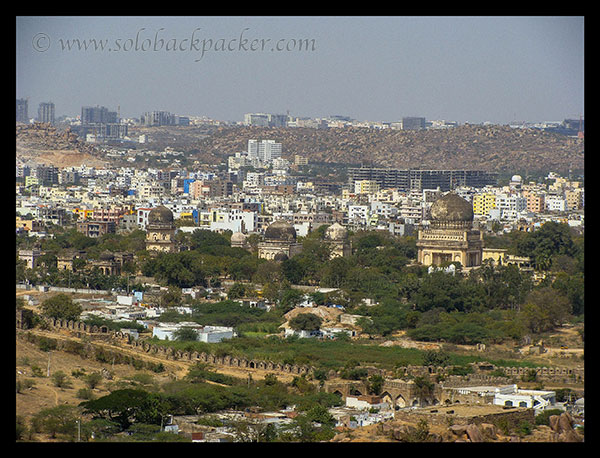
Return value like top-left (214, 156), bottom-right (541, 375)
top-left (370, 201), bottom-right (398, 219)
top-left (345, 395), bottom-right (391, 411)
top-left (208, 208), bottom-right (257, 233)
top-left (258, 140), bottom-right (282, 162)
top-left (247, 139), bottom-right (282, 162)
top-left (152, 322), bottom-right (235, 343)
top-left (545, 195), bottom-right (568, 212)
top-left (493, 194), bottom-right (528, 221)
top-left (491, 385), bottom-right (561, 415)
top-left (348, 205), bottom-right (369, 223)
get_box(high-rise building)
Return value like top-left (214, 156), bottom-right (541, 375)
top-left (140, 111), bottom-right (175, 126)
top-left (82, 106), bottom-right (117, 124)
top-left (472, 193), bottom-right (497, 216)
top-left (16, 99), bottom-right (28, 123)
top-left (402, 117), bottom-right (426, 130)
top-left (258, 140), bottom-right (282, 161)
top-left (79, 106), bottom-right (125, 140)
top-left (244, 113), bottom-right (288, 127)
top-left (347, 167), bottom-right (497, 192)
top-left (37, 102), bottom-right (55, 124)
top-left (247, 139), bottom-right (282, 162)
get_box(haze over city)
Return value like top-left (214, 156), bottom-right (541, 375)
top-left (16, 16), bottom-right (584, 125)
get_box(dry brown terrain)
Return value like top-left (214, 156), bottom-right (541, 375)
top-left (16, 290), bottom-right (583, 442)
top-left (17, 122), bottom-right (584, 173)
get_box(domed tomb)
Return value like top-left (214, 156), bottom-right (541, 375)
top-left (417, 192), bottom-right (483, 268)
top-left (145, 205), bottom-right (176, 253)
top-left (264, 219), bottom-right (297, 241)
top-left (325, 222), bottom-right (348, 241)
top-left (258, 219), bottom-right (302, 261)
top-left (429, 193), bottom-right (474, 229)
top-left (148, 205), bottom-right (174, 226)
top-left (325, 222), bottom-right (351, 259)
top-left (230, 231), bottom-right (248, 249)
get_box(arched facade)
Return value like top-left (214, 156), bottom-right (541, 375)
top-left (417, 193), bottom-right (483, 268)
top-left (146, 206), bottom-right (176, 253)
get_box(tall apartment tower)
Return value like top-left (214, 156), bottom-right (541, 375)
top-left (16, 98), bottom-right (28, 123)
top-left (247, 139), bottom-right (282, 162)
top-left (38, 102), bottom-right (55, 125)
top-left (81, 106), bottom-right (117, 124)
top-left (258, 140), bottom-right (282, 162)
top-left (402, 117), bottom-right (426, 130)
top-left (247, 139), bottom-right (259, 159)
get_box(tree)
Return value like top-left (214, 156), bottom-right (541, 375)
top-left (160, 286), bottom-right (182, 308)
top-left (227, 282), bottom-right (246, 299)
top-left (281, 257), bottom-right (305, 284)
top-left (520, 287), bottom-right (571, 334)
top-left (173, 327), bottom-right (198, 342)
top-left (51, 371), bottom-right (72, 388)
top-left (368, 374), bottom-right (385, 395)
top-left (31, 405), bottom-right (79, 440)
top-left (40, 293), bottom-right (82, 321)
top-left (288, 313), bottom-right (322, 332)
top-left (80, 389), bottom-right (168, 430)
top-left (84, 372), bottom-right (104, 390)
top-left (422, 350), bottom-right (451, 368)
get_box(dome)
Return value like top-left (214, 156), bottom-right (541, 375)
top-left (511, 175), bottom-right (522, 182)
top-left (148, 206), bottom-right (173, 225)
top-left (231, 232), bottom-right (248, 247)
top-left (231, 232), bottom-right (247, 243)
top-left (429, 193), bottom-right (473, 227)
top-left (325, 222), bottom-right (348, 240)
top-left (264, 219), bottom-right (296, 241)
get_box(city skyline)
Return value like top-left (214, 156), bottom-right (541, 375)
top-left (16, 16), bottom-right (585, 125)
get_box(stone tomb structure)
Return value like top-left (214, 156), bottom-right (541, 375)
top-left (145, 205), bottom-right (177, 253)
top-left (417, 192), bottom-right (483, 268)
top-left (258, 219), bottom-right (302, 261)
top-left (324, 222), bottom-right (352, 259)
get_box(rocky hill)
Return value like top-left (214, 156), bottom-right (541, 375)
top-left (17, 122), bottom-right (584, 174)
top-left (16, 123), bottom-right (107, 168)
top-left (188, 124), bottom-right (584, 174)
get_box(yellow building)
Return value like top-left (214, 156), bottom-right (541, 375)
top-left (472, 193), bottom-right (496, 216)
top-left (25, 176), bottom-right (39, 187)
top-left (73, 208), bottom-right (94, 220)
top-left (354, 180), bottom-right (380, 195)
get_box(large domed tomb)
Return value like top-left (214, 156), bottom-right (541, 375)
top-left (258, 219), bottom-right (303, 261)
top-left (417, 193), bottom-right (483, 268)
top-left (145, 205), bottom-right (177, 253)
top-left (147, 205), bottom-right (174, 227)
top-left (324, 222), bottom-right (351, 258)
top-left (428, 192), bottom-right (474, 229)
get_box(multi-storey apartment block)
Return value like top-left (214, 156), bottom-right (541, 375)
top-left (472, 193), bottom-right (497, 216)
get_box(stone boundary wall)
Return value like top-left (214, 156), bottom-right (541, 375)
top-left (26, 317), bottom-right (312, 378)
top-left (18, 316), bottom-right (583, 385)
top-left (16, 284), bottom-right (110, 295)
top-left (401, 364), bottom-right (584, 384)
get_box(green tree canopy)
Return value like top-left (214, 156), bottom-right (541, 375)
top-left (40, 293), bottom-right (82, 321)
top-left (80, 389), bottom-right (169, 431)
top-left (288, 313), bottom-right (322, 332)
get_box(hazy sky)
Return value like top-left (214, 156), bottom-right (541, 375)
top-left (16, 16), bottom-right (584, 124)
